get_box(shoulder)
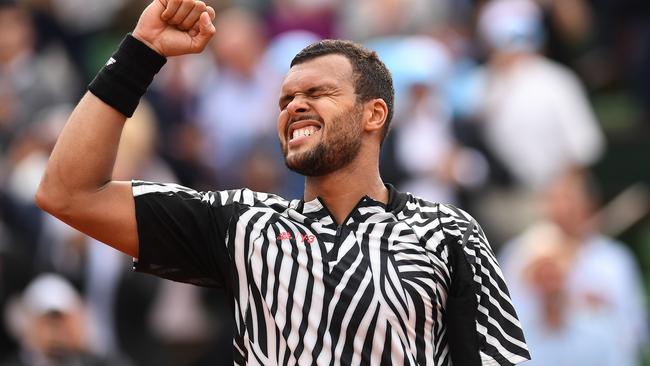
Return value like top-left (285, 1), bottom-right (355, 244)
top-left (530, 57), bottom-right (584, 89)
top-left (393, 190), bottom-right (479, 242)
top-left (392, 190), bottom-right (441, 225)
top-left (132, 180), bottom-right (292, 210)
top-left (584, 234), bottom-right (640, 269)
top-left (392, 188), bottom-right (475, 225)
top-left (212, 188), bottom-right (292, 210)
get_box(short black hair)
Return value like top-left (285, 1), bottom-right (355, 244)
top-left (290, 40), bottom-right (394, 143)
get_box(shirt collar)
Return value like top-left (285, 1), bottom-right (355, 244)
top-left (296, 183), bottom-right (408, 219)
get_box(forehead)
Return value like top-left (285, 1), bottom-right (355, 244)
top-left (281, 54), bottom-right (355, 93)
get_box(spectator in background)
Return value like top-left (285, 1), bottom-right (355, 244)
top-left (0, 0), bottom-right (80, 152)
top-left (25, 0), bottom-right (128, 81)
top-left (338, 0), bottom-right (450, 41)
top-left (0, 105), bottom-right (72, 356)
top-left (475, 0), bottom-right (605, 185)
top-left (262, 30), bottom-right (321, 78)
top-left (266, 0), bottom-right (337, 39)
top-left (1, 273), bottom-right (125, 366)
top-left (144, 46), bottom-right (217, 191)
top-left (193, 7), bottom-right (280, 189)
top-left (1, 105), bottom-right (91, 285)
top-left (499, 168), bottom-right (648, 366)
top-left (375, 36), bottom-right (488, 204)
top-left (468, 0), bottom-right (606, 242)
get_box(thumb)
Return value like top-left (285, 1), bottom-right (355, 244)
top-left (191, 11), bottom-right (215, 53)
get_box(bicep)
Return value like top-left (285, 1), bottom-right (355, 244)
top-left (61, 181), bottom-right (139, 258)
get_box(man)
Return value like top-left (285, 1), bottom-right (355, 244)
top-left (35, 0), bottom-right (530, 365)
top-left (499, 169), bottom-right (647, 366)
top-left (468, 0), bottom-right (605, 244)
top-left (2, 273), bottom-right (123, 366)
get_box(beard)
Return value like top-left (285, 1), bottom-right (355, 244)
top-left (283, 104), bottom-right (363, 176)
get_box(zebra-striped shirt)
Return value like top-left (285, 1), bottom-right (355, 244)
top-left (132, 181), bottom-right (530, 365)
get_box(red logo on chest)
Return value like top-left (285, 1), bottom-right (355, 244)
top-left (276, 231), bottom-right (315, 244)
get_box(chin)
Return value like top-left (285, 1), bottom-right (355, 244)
top-left (285, 156), bottom-right (324, 177)
top-left (285, 156), bottom-right (308, 174)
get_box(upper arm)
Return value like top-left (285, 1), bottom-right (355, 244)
top-left (34, 91), bottom-right (141, 257)
top-left (131, 181), bottom-right (234, 287)
top-left (37, 180), bottom-right (140, 258)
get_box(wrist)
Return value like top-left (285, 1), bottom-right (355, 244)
top-left (88, 34), bottom-right (167, 117)
top-left (131, 30), bottom-right (164, 56)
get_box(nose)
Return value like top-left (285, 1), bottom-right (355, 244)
top-left (286, 94), bottom-right (310, 116)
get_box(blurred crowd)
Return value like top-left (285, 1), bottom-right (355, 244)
top-left (0, 0), bottom-right (649, 364)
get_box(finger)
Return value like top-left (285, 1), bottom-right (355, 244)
top-left (206, 5), bottom-right (216, 21)
top-left (187, 11), bottom-right (202, 37)
top-left (190, 11), bottom-right (216, 53)
top-left (179, 1), bottom-right (206, 31)
top-left (161, 0), bottom-right (180, 20)
top-left (168, 0), bottom-right (195, 25)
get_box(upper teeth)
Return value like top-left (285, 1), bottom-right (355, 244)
top-left (292, 126), bottom-right (318, 140)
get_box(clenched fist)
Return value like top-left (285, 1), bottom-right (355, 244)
top-left (132, 0), bottom-right (216, 57)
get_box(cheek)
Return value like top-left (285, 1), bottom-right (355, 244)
top-left (277, 111), bottom-right (289, 139)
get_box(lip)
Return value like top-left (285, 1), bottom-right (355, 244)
top-left (287, 120), bottom-right (322, 141)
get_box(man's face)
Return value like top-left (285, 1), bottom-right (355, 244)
top-left (27, 311), bottom-right (85, 359)
top-left (544, 172), bottom-right (593, 236)
top-left (0, 7), bottom-right (33, 64)
top-left (277, 54), bottom-right (364, 176)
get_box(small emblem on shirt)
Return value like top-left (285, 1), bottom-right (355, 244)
top-left (106, 57), bottom-right (116, 66)
top-left (276, 231), bottom-right (315, 244)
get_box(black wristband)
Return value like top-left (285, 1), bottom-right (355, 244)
top-left (88, 34), bottom-right (167, 117)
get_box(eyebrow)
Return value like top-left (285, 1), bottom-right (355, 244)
top-left (279, 84), bottom-right (338, 107)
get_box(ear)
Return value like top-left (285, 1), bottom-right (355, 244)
top-left (362, 98), bottom-right (388, 134)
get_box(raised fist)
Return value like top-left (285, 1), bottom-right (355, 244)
top-left (132, 0), bottom-right (216, 57)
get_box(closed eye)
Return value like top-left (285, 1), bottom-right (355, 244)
top-left (278, 84), bottom-right (338, 110)
top-left (279, 96), bottom-right (293, 110)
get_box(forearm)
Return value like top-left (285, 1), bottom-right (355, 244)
top-left (34, 0), bottom-right (215, 256)
top-left (36, 31), bottom-right (167, 215)
top-left (36, 92), bottom-right (127, 213)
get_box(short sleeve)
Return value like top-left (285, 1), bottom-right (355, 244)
top-left (439, 204), bottom-right (531, 365)
top-left (131, 181), bottom-right (234, 288)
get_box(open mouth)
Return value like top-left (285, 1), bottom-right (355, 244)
top-left (290, 125), bottom-right (320, 141)
top-left (288, 120), bottom-right (322, 142)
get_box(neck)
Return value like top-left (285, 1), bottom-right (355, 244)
top-left (490, 51), bottom-right (533, 71)
top-left (303, 157), bottom-right (388, 225)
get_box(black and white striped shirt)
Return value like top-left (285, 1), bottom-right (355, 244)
top-left (132, 181), bottom-right (530, 365)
